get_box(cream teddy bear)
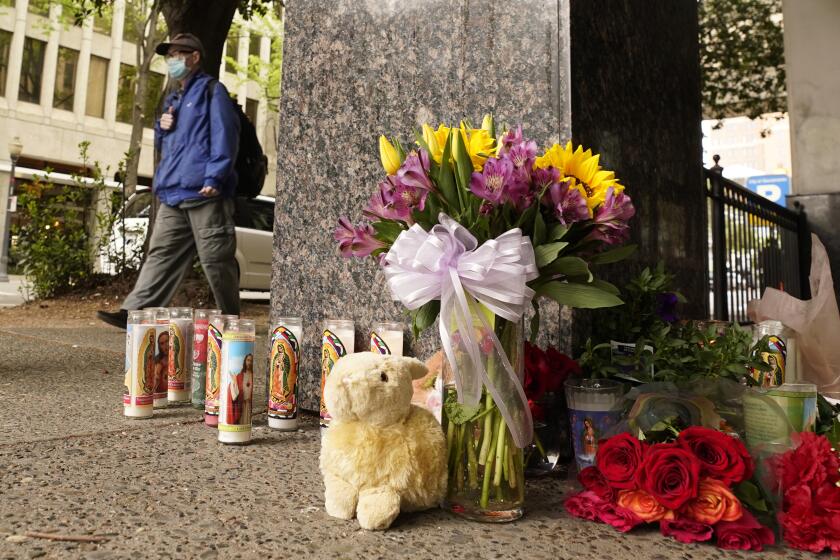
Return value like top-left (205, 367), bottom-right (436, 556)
top-left (319, 352), bottom-right (447, 530)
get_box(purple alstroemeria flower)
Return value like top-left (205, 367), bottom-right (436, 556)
top-left (396, 149), bottom-right (434, 192)
top-left (470, 157), bottom-right (514, 204)
top-left (533, 166), bottom-right (561, 194)
top-left (545, 180), bottom-right (590, 226)
top-left (656, 292), bottom-right (679, 323)
top-left (363, 178), bottom-right (412, 222)
top-left (500, 126), bottom-right (525, 152)
top-left (334, 217), bottom-right (385, 259)
top-left (506, 172), bottom-right (536, 212)
top-left (591, 187), bottom-right (635, 245)
top-left (505, 141), bottom-right (538, 170)
top-left (392, 179), bottom-right (429, 214)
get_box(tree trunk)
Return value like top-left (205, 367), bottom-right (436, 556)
top-left (160, 0), bottom-right (239, 78)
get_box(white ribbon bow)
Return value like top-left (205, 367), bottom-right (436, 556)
top-left (383, 213), bottom-right (537, 448)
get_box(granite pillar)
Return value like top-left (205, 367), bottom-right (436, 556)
top-left (568, 0), bottom-right (707, 323)
top-left (273, 0), bottom-right (570, 410)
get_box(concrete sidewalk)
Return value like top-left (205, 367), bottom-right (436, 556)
top-left (0, 321), bottom-right (806, 559)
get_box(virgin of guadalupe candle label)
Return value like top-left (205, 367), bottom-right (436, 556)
top-left (268, 326), bottom-right (299, 420)
top-left (370, 331), bottom-right (390, 355)
top-left (219, 333), bottom-right (255, 433)
top-left (204, 322), bottom-right (223, 417)
top-left (568, 409), bottom-right (622, 469)
top-left (752, 335), bottom-right (786, 388)
top-left (125, 326), bottom-right (156, 408)
top-left (192, 321), bottom-right (209, 406)
top-left (123, 323), bottom-right (133, 407)
top-left (168, 322), bottom-right (188, 390)
top-left (153, 325), bottom-right (169, 402)
top-left (320, 330), bottom-right (347, 426)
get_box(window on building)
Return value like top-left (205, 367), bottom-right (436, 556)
top-left (249, 33), bottom-right (262, 58)
top-left (225, 25), bottom-right (240, 74)
top-left (53, 47), bottom-right (79, 111)
top-left (19, 37), bottom-right (47, 104)
top-left (117, 65), bottom-right (165, 128)
top-left (85, 55), bottom-right (109, 117)
top-left (245, 98), bottom-right (258, 126)
top-left (0, 30), bottom-right (11, 98)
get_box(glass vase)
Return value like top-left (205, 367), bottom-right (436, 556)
top-left (442, 316), bottom-right (525, 522)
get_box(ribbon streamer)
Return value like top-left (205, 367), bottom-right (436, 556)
top-left (383, 213), bottom-right (537, 448)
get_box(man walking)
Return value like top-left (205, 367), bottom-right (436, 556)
top-left (98, 34), bottom-right (240, 329)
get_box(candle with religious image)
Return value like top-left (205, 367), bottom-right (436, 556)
top-left (167, 307), bottom-right (194, 403)
top-left (124, 310), bottom-right (155, 418)
top-left (267, 317), bottom-right (303, 431)
top-left (320, 319), bottom-right (354, 428)
top-left (218, 318), bottom-right (256, 444)
top-left (205, 313), bottom-right (238, 426)
top-left (145, 307), bottom-right (170, 408)
top-left (370, 321), bottom-right (404, 356)
top-left (191, 308), bottom-right (221, 410)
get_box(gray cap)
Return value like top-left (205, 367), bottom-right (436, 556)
top-left (155, 33), bottom-right (204, 56)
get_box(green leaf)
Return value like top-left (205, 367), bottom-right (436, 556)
top-left (534, 242), bottom-right (569, 268)
top-left (735, 481), bottom-right (769, 513)
top-left (587, 278), bottom-right (621, 295)
top-left (533, 211), bottom-right (547, 247)
top-left (536, 281), bottom-right (624, 309)
top-left (452, 130), bottom-right (474, 195)
top-left (443, 400), bottom-right (483, 425)
top-left (372, 221), bottom-right (405, 244)
top-left (541, 256), bottom-right (591, 280)
top-left (548, 224), bottom-right (568, 241)
top-left (410, 300), bottom-right (440, 338)
top-left (589, 244), bottom-right (638, 265)
top-left (436, 133), bottom-right (458, 211)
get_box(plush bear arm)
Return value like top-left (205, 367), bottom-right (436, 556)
top-left (323, 473), bottom-right (358, 521)
top-left (356, 486), bottom-right (401, 531)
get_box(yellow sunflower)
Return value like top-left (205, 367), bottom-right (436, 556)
top-left (534, 141), bottom-right (624, 210)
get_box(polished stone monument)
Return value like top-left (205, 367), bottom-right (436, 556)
top-left (273, 0), bottom-right (704, 410)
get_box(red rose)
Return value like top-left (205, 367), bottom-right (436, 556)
top-left (660, 517), bottom-right (713, 544)
top-left (597, 502), bottom-right (644, 533)
top-left (816, 483), bottom-right (840, 517)
top-left (523, 342), bottom-right (550, 400)
top-left (771, 432), bottom-right (840, 493)
top-left (596, 433), bottom-right (647, 490)
top-left (676, 426), bottom-right (754, 485)
top-left (564, 490), bottom-right (606, 521)
top-left (578, 466), bottom-right (615, 502)
top-left (543, 347), bottom-right (580, 393)
top-left (635, 443), bottom-right (701, 510)
top-left (715, 510), bottom-right (775, 551)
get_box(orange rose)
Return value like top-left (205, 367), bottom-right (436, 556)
top-left (681, 478), bottom-right (743, 524)
top-left (617, 489), bottom-right (674, 522)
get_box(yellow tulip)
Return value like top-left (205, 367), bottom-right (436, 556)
top-left (421, 124), bottom-right (442, 162)
top-left (481, 114), bottom-right (495, 136)
top-left (379, 135), bottom-right (401, 175)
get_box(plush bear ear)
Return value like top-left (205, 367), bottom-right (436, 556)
top-left (394, 356), bottom-right (428, 380)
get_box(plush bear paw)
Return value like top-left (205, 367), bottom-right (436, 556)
top-left (356, 487), bottom-right (401, 531)
top-left (324, 475), bottom-right (358, 520)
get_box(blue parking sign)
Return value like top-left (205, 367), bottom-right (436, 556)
top-left (745, 175), bottom-right (790, 206)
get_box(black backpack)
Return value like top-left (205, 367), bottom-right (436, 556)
top-left (207, 79), bottom-right (268, 198)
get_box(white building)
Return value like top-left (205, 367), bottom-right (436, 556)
top-left (0, 0), bottom-right (278, 194)
top-left (701, 114), bottom-right (792, 186)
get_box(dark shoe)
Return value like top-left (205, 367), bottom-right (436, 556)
top-left (97, 309), bottom-right (128, 330)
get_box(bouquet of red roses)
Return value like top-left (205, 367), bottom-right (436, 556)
top-left (565, 427), bottom-right (775, 551)
top-left (770, 432), bottom-right (840, 554)
top-left (523, 341), bottom-right (580, 422)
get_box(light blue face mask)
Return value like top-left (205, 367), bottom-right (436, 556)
top-left (166, 57), bottom-right (190, 80)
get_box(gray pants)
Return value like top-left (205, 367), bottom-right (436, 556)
top-left (122, 199), bottom-right (240, 314)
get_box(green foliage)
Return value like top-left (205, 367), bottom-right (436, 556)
top-left (699, 0), bottom-right (786, 122)
top-left (223, 8), bottom-right (284, 111)
top-left (12, 179), bottom-right (93, 299)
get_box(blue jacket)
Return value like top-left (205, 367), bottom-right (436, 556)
top-left (154, 72), bottom-right (240, 206)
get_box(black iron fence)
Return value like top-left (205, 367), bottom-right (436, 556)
top-left (705, 159), bottom-right (810, 323)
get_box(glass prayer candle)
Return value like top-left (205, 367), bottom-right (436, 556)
top-left (320, 319), bottom-right (354, 428)
top-left (370, 321), bottom-right (404, 356)
top-left (124, 310), bottom-right (155, 419)
top-left (205, 313), bottom-right (238, 427)
top-left (145, 307), bottom-right (170, 408)
top-left (191, 308), bottom-right (221, 409)
top-left (267, 316), bottom-right (303, 430)
top-left (167, 307), bottom-right (194, 403)
top-left (218, 318), bottom-right (256, 444)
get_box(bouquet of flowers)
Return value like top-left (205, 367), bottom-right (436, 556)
top-left (566, 428), bottom-right (776, 551)
top-left (770, 432), bottom-right (840, 553)
top-left (335, 116), bottom-right (635, 518)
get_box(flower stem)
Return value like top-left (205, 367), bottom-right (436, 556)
top-left (466, 421), bottom-right (479, 490)
top-left (493, 411), bottom-right (506, 487)
top-left (507, 439), bottom-right (517, 489)
top-left (480, 410), bottom-right (497, 509)
top-left (478, 392), bottom-right (494, 465)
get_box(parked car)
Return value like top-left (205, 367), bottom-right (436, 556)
top-left (100, 187), bottom-right (273, 290)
